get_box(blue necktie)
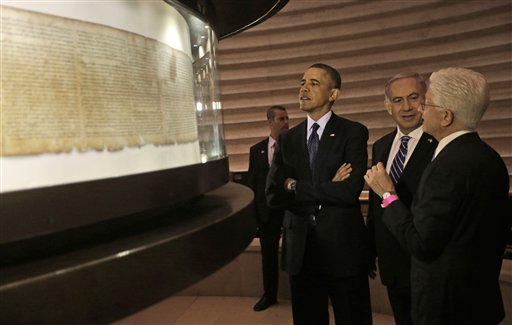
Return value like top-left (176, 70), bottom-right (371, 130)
top-left (389, 136), bottom-right (411, 184)
top-left (308, 123), bottom-right (320, 171)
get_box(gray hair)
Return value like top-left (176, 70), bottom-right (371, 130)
top-left (384, 72), bottom-right (427, 101)
top-left (428, 67), bottom-right (489, 130)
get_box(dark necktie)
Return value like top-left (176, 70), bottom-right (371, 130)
top-left (308, 123), bottom-right (320, 171)
top-left (389, 135), bottom-right (411, 184)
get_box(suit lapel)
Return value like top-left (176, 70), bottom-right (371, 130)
top-left (375, 130), bottom-right (396, 166)
top-left (401, 132), bottom-right (436, 178)
top-left (417, 134), bottom-right (476, 193)
top-left (296, 121), bottom-right (312, 179)
top-left (258, 138), bottom-right (270, 169)
top-left (313, 114), bottom-right (338, 177)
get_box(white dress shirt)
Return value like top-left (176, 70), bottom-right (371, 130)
top-left (306, 110), bottom-right (332, 142)
top-left (268, 136), bottom-right (277, 165)
top-left (385, 126), bottom-right (424, 173)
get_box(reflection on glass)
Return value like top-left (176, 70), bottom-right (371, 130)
top-left (173, 1), bottom-right (226, 163)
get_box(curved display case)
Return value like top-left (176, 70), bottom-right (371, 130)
top-left (0, 0), bottom-right (287, 323)
top-left (0, 0), bottom-right (227, 242)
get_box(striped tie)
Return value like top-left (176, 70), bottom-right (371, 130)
top-left (389, 136), bottom-right (411, 184)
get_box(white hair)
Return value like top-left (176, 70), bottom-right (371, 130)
top-left (428, 67), bottom-right (490, 130)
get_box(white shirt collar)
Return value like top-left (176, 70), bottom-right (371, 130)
top-left (268, 136), bottom-right (277, 148)
top-left (385, 125), bottom-right (425, 173)
top-left (395, 125), bottom-right (423, 142)
top-left (433, 130), bottom-right (473, 159)
top-left (307, 110), bottom-right (332, 140)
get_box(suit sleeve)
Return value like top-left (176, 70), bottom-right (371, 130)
top-left (265, 137), bottom-right (294, 209)
top-left (382, 164), bottom-right (461, 261)
top-left (366, 145), bottom-right (378, 266)
top-left (247, 146), bottom-right (256, 192)
top-left (294, 123), bottom-right (368, 207)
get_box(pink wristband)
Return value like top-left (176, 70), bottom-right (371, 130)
top-left (381, 194), bottom-right (399, 208)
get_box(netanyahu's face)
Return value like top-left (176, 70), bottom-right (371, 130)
top-left (385, 77), bottom-right (424, 135)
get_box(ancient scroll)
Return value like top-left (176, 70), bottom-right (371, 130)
top-left (1, 6), bottom-right (198, 156)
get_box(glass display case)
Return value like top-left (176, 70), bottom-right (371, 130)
top-left (185, 8), bottom-right (226, 163)
top-left (0, 1), bottom-right (287, 323)
top-left (0, 0), bottom-right (230, 244)
top-left (1, 0), bottom-right (225, 193)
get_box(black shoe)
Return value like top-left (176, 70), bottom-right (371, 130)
top-left (253, 295), bottom-right (277, 311)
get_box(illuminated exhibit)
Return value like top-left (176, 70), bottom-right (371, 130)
top-left (0, 1), bottom-right (287, 323)
top-left (1, 1), bottom-right (223, 191)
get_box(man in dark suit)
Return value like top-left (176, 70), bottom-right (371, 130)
top-left (366, 67), bottom-right (510, 325)
top-left (367, 72), bottom-right (437, 325)
top-left (247, 105), bottom-right (289, 311)
top-left (266, 63), bottom-right (372, 325)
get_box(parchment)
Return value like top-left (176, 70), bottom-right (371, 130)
top-left (1, 6), bottom-right (198, 156)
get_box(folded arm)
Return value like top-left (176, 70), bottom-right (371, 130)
top-left (293, 127), bottom-right (368, 207)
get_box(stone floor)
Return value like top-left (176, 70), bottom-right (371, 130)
top-left (113, 295), bottom-right (396, 325)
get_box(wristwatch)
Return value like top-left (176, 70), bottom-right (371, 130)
top-left (382, 191), bottom-right (395, 199)
top-left (381, 191), bottom-right (399, 208)
top-left (287, 180), bottom-right (296, 191)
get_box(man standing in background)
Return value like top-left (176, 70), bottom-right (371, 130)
top-left (366, 72), bottom-right (437, 325)
top-left (247, 105), bottom-right (289, 311)
top-left (366, 67), bottom-right (510, 325)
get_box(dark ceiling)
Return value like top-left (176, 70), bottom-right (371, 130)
top-left (173, 0), bottom-right (289, 39)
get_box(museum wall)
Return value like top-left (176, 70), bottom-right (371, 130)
top-left (217, 0), bottom-right (512, 187)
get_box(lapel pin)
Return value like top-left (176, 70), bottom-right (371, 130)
top-left (261, 150), bottom-right (265, 154)
top-left (330, 133), bottom-right (335, 137)
top-left (427, 138), bottom-right (433, 143)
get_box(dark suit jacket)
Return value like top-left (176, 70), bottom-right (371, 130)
top-left (247, 138), bottom-right (284, 225)
top-left (383, 132), bottom-right (510, 325)
top-left (367, 130), bottom-right (437, 287)
top-left (266, 113), bottom-right (369, 276)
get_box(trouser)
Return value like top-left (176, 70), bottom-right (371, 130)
top-left (387, 284), bottom-right (413, 325)
top-left (257, 214), bottom-right (283, 298)
top-left (290, 272), bottom-right (373, 325)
